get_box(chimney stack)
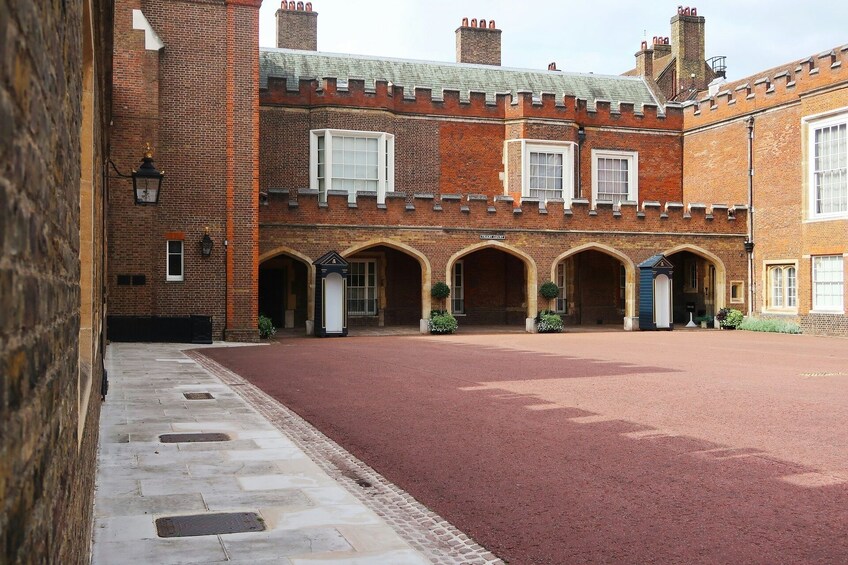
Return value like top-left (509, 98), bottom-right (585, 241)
top-left (635, 41), bottom-right (653, 78)
top-left (671, 6), bottom-right (706, 90)
top-left (276, 1), bottom-right (317, 51)
top-left (456, 17), bottom-right (501, 66)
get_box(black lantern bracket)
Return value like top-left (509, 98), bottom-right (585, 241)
top-left (108, 142), bottom-right (164, 205)
top-left (200, 227), bottom-right (214, 257)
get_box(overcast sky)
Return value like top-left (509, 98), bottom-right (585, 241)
top-left (259, 1), bottom-right (848, 82)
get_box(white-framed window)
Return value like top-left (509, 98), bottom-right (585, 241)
top-left (310, 129), bottom-right (394, 204)
top-left (452, 261), bottom-right (465, 315)
top-left (766, 264), bottom-right (797, 311)
top-left (812, 255), bottom-right (844, 312)
top-left (555, 262), bottom-right (567, 313)
top-left (591, 149), bottom-right (638, 205)
top-left (348, 260), bottom-right (377, 316)
top-left (166, 240), bottom-right (184, 282)
top-left (515, 141), bottom-right (575, 204)
top-left (807, 111), bottom-right (847, 219)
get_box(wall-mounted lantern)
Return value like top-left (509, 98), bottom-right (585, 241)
top-left (577, 125), bottom-right (586, 144)
top-left (131, 143), bottom-right (164, 205)
top-left (200, 228), bottom-right (214, 257)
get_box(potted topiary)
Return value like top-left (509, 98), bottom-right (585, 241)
top-left (428, 282), bottom-right (457, 334)
top-left (715, 308), bottom-right (743, 329)
top-left (536, 281), bottom-right (563, 333)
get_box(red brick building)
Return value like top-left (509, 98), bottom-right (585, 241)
top-left (109, 2), bottom-right (845, 338)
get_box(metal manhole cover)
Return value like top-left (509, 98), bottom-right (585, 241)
top-left (159, 433), bottom-right (230, 443)
top-left (183, 392), bottom-right (214, 400)
top-left (156, 512), bottom-right (265, 537)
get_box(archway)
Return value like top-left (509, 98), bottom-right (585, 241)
top-left (341, 240), bottom-right (428, 328)
top-left (663, 244), bottom-right (727, 324)
top-left (446, 242), bottom-right (537, 327)
top-left (258, 249), bottom-right (313, 331)
top-left (551, 243), bottom-right (636, 329)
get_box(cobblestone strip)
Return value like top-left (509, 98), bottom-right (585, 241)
top-left (187, 350), bottom-right (504, 565)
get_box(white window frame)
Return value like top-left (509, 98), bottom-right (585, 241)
top-left (519, 141), bottom-right (575, 205)
top-left (591, 149), bottom-right (638, 206)
top-left (452, 260), bottom-right (465, 315)
top-left (347, 259), bottom-right (377, 316)
top-left (805, 108), bottom-right (848, 221)
top-left (310, 129), bottom-right (394, 205)
top-left (730, 280), bottom-right (744, 304)
top-left (555, 262), bottom-right (567, 313)
top-left (764, 261), bottom-right (798, 313)
top-left (166, 240), bottom-right (184, 282)
top-left (812, 255), bottom-right (844, 312)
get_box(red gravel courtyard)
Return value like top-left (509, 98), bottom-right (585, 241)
top-left (201, 330), bottom-right (848, 565)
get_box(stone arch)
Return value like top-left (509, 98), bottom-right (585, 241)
top-left (341, 238), bottom-right (432, 318)
top-left (551, 242), bottom-right (637, 321)
top-left (662, 243), bottom-right (727, 311)
top-left (259, 246), bottom-right (316, 331)
top-left (446, 241), bottom-right (538, 323)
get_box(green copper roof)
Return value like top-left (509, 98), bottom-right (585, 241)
top-left (260, 49), bottom-right (661, 112)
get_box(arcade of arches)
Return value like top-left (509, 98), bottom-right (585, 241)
top-left (257, 235), bottom-right (734, 333)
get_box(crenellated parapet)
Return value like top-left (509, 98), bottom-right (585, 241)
top-left (259, 188), bottom-right (746, 235)
top-left (261, 77), bottom-right (682, 130)
top-left (684, 44), bottom-right (848, 128)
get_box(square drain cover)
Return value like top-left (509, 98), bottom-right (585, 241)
top-left (183, 392), bottom-right (214, 400)
top-left (156, 512), bottom-right (265, 537)
top-left (159, 433), bottom-right (230, 443)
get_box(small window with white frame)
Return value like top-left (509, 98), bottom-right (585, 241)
top-left (452, 261), bottom-right (465, 315)
top-left (765, 263), bottom-right (797, 312)
top-left (812, 255), bottom-right (844, 312)
top-left (166, 240), bottom-right (184, 282)
top-left (555, 262), bottom-right (567, 313)
top-left (591, 149), bottom-right (638, 205)
top-left (348, 259), bottom-right (377, 316)
top-left (310, 129), bottom-right (394, 204)
top-left (806, 110), bottom-right (847, 220)
top-left (513, 140), bottom-right (575, 204)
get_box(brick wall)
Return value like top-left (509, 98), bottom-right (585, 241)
top-left (109, 0), bottom-right (261, 341)
top-left (683, 45), bottom-right (848, 335)
top-left (276, 4), bottom-right (317, 50)
top-left (1, 0), bottom-right (112, 562)
top-left (455, 21), bottom-right (501, 66)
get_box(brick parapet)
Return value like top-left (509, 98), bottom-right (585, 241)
top-left (261, 77), bottom-right (682, 130)
top-left (261, 190), bottom-right (747, 235)
top-left (683, 44), bottom-right (848, 129)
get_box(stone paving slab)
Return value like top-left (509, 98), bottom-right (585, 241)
top-left (93, 342), bottom-right (501, 564)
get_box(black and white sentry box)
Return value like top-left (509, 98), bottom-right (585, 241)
top-left (313, 251), bottom-right (349, 337)
top-left (638, 254), bottom-right (674, 331)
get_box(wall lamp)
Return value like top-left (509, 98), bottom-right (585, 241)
top-left (577, 125), bottom-right (586, 144)
top-left (108, 142), bottom-right (165, 205)
top-left (200, 228), bottom-right (214, 257)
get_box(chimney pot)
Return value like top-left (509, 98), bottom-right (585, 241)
top-left (489, 20), bottom-right (496, 29)
top-left (296, 1), bottom-right (303, 10)
top-left (281, 1), bottom-right (287, 9)
top-left (470, 18), bottom-right (477, 27)
top-left (462, 17), bottom-right (468, 27)
top-left (288, 1), bottom-right (295, 9)
top-left (305, 1), bottom-right (312, 11)
top-left (691, 7), bottom-right (697, 15)
top-left (480, 19), bottom-right (487, 29)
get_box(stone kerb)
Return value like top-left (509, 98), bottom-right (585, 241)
top-left (261, 189), bottom-right (747, 235)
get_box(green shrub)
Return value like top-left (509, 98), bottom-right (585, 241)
top-left (536, 311), bottom-right (563, 333)
top-left (258, 314), bottom-right (276, 338)
top-left (428, 311), bottom-right (458, 334)
top-left (738, 317), bottom-right (801, 334)
top-left (539, 281), bottom-right (560, 300)
top-left (715, 308), bottom-right (744, 329)
top-left (431, 282), bottom-right (451, 300)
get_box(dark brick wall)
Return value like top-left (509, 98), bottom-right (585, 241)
top-left (455, 23), bottom-right (501, 66)
top-left (109, 0), bottom-right (261, 341)
top-left (276, 5), bottom-right (317, 51)
top-left (1, 0), bottom-right (112, 563)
